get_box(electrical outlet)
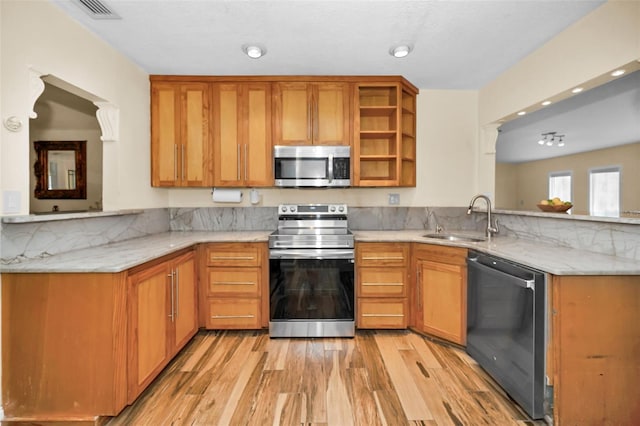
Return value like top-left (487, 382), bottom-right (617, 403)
top-left (388, 193), bottom-right (400, 205)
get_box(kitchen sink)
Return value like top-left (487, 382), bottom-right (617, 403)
top-left (422, 233), bottom-right (486, 242)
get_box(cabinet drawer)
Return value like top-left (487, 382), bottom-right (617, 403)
top-left (412, 243), bottom-right (467, 266)
top-left (356, 242), bottom-right (409, 267)
top-left (207, 268), bottom-right (260, 296)
top-left (357, 299), bottom-right (407, 329)
top-left (206, 243), bottom-right (262, 267)
top-left (206, 298), bottom-right (261, 329)
top-left (358, 268), bottom-right (406, 297)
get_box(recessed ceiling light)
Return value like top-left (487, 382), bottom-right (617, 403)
top-left (243, 45), bottom-right (265, 59)
top-left (611, 69), bottom-right (625, 77)
top-left (390, 45), bottom-right (411, 58)
top-left (517, 111), bottom-right (526, 116)
top-left (541, 100), bottom-right (552, 106)
top-left (571, 87), bottom-right (584, 94)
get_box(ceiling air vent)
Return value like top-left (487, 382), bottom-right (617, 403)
top-left (73, 0), bottom-right (120, 19)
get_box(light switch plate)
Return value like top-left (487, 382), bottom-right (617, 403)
top-left (388, 193), bottom-right (400, 205)
top-left (3, 190), bottom-right (21, 214)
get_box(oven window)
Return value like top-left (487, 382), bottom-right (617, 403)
top-left (269, 258), bottom-right (354, 321)
top-left (277, 158), bottom-right (327, 179)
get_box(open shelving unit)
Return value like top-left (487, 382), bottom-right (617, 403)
top-left (354, 80), bottom-right (417, 186)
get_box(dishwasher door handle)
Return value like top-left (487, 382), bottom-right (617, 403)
top-left (468, 257), bottom-right (535, 290)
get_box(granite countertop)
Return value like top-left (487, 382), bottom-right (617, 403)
top-left (2, 230), bottom-right (640, 276)
top-left (354, 230), bottom-right (640, 275)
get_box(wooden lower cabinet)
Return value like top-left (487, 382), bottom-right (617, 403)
top-left (2, 273), bottom-right (128, 420)
top-left (200, 242), bottom-right (268, 329)
top-left (550, 275), bottom-right (640, 426)
top-left (356, 242), bottom-right (409, 329)
top-left (127, 249), bottom-right (197, 403)
top-left (412, 243), bottom-right (467, 345)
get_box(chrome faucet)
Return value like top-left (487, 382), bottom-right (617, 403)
top-left (467, 194), bottom-right (499, 238)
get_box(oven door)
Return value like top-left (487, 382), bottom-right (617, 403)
top-left (269, 248), bottom-right (355, 337)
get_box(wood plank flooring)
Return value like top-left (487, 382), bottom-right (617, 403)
top-left (107, 330), bottom-right (546, 426)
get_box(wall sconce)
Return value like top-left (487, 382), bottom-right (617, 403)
top-left (537, 131), bottom-right (565, 147)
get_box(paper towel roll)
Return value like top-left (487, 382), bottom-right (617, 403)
top-left (212, 188), bottom-right (243, 203)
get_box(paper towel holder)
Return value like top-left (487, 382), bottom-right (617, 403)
top-left (211, 187), bottom-right (243, 203)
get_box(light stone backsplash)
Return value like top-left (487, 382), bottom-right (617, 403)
top-left (169, 207), bottom-right (279, 231)
top-left (2, 206), bottom-right (638, 265)
top-left (1, 209), bottom-right (169, 264)
top-left (495, 213), bottom-right (640, 261)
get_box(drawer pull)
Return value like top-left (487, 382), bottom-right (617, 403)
top-left (212, 281), bottom-right (256, 286)
top-left (210, 256), bottom-right (255, 260)
top-left (361, 256), bottom-right (404, 260)
top-left (361, 314), bottom-right (404, 317)
top-left (362, 282), bottom-right (404, 286)
top-left (211, 314), bottom-right (255, 319)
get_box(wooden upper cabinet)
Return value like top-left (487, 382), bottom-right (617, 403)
top-left (213, 83), bottom-right (273, 187)
top-left (151, 82), bottom-right (213, 187)
top-left (273, 82), bottom-right (351, 146)
top-left (353, 81), bottom-right (417, 187)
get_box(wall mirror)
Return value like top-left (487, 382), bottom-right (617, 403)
top-left (34, 140), bottom-right (87, 199)
top-left (495, 64), bottom-right (640, 219)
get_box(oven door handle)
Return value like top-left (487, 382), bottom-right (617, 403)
top-left (269, 248), bottom-right (354, 260)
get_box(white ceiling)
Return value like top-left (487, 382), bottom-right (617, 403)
top-left (50, 0), bottom-right (605, 89)
top-left (497, 69), bottom-right (640, 163)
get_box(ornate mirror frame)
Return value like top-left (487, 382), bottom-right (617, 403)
top-left (34, 140), bottom-right (87, 199)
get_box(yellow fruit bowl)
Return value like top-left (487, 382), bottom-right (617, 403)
top-left (537, 203), bottom-right (572, 213)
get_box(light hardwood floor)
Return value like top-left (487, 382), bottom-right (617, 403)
top-left (108, 330), bottom-right (546, 425)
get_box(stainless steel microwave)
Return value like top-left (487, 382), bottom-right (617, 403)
top-left (273, 145), bottom-right (351, 187)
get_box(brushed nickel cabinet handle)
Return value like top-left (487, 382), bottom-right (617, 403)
top-left (361, 256), bottom-right (404, 260)
top-left (181, 144), bottom-right (185, 182)
top-left (211, 315), bottom-right (255, 319)
top-left (173, 144), bottom-right (178, 181)
top-left (175, 268), bottom-right (179, 318)
top-left (237, 144), bottom-right (241, 181)
top-left (212, 281), bottom-right (256, 286)
top-left (361, 314), bottom-right (404, 317)
top-left (362, 282), bottom-right (404, 286)
top-left (210, 256), bottom-right (255, 260)
top-left (168, 271), bottom-right (175, 322)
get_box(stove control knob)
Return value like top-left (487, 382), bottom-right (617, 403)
top-left (330, 206), bottom-right (336, 212)
top-left (281, 206), bottom-right (288, 213)
top-left (338, 206), bottom-right (345, 212)
top-left (290, 206), bottom-right (296, 212)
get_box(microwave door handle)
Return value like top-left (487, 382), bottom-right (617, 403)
top-left (328, 154), bottom-right (334, 182)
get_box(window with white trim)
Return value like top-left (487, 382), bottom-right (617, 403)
top-left (589, 166), bottom-right (621, 217)
top-left (549, 171), bottom-right (572, 204)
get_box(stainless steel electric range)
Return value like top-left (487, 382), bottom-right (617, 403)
top-left (268, 204), bottom-right (355, 337)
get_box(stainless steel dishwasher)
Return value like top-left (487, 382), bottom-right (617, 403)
top-left (466, 250), bottom-right (548, 420)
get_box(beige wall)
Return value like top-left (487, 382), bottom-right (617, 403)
top-left (0, 0), bottom-right (167, 215)
top-left (497, 142), bottom-right (640, 215)
top-left (477, 1), bottom-right (640, 199)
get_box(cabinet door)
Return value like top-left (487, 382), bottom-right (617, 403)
top-left (214, 83), bottom-right (272, 186)
top-left (416, 259), bottom-right (466, 345)
top-left (151, 83), bottom-right (180, 186)
top-left (273, 82), bottom-right (313, 145)
top-left (172, 251), bottom-right (197, 353)
top-left (313, 83), bottom-right (351, 145)
top-left (151, 82), bottom-right (212, 187)
top-left (244, 83), bottom-right (273, 186)
top-left (128, 262), bottom-right (170, 402)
